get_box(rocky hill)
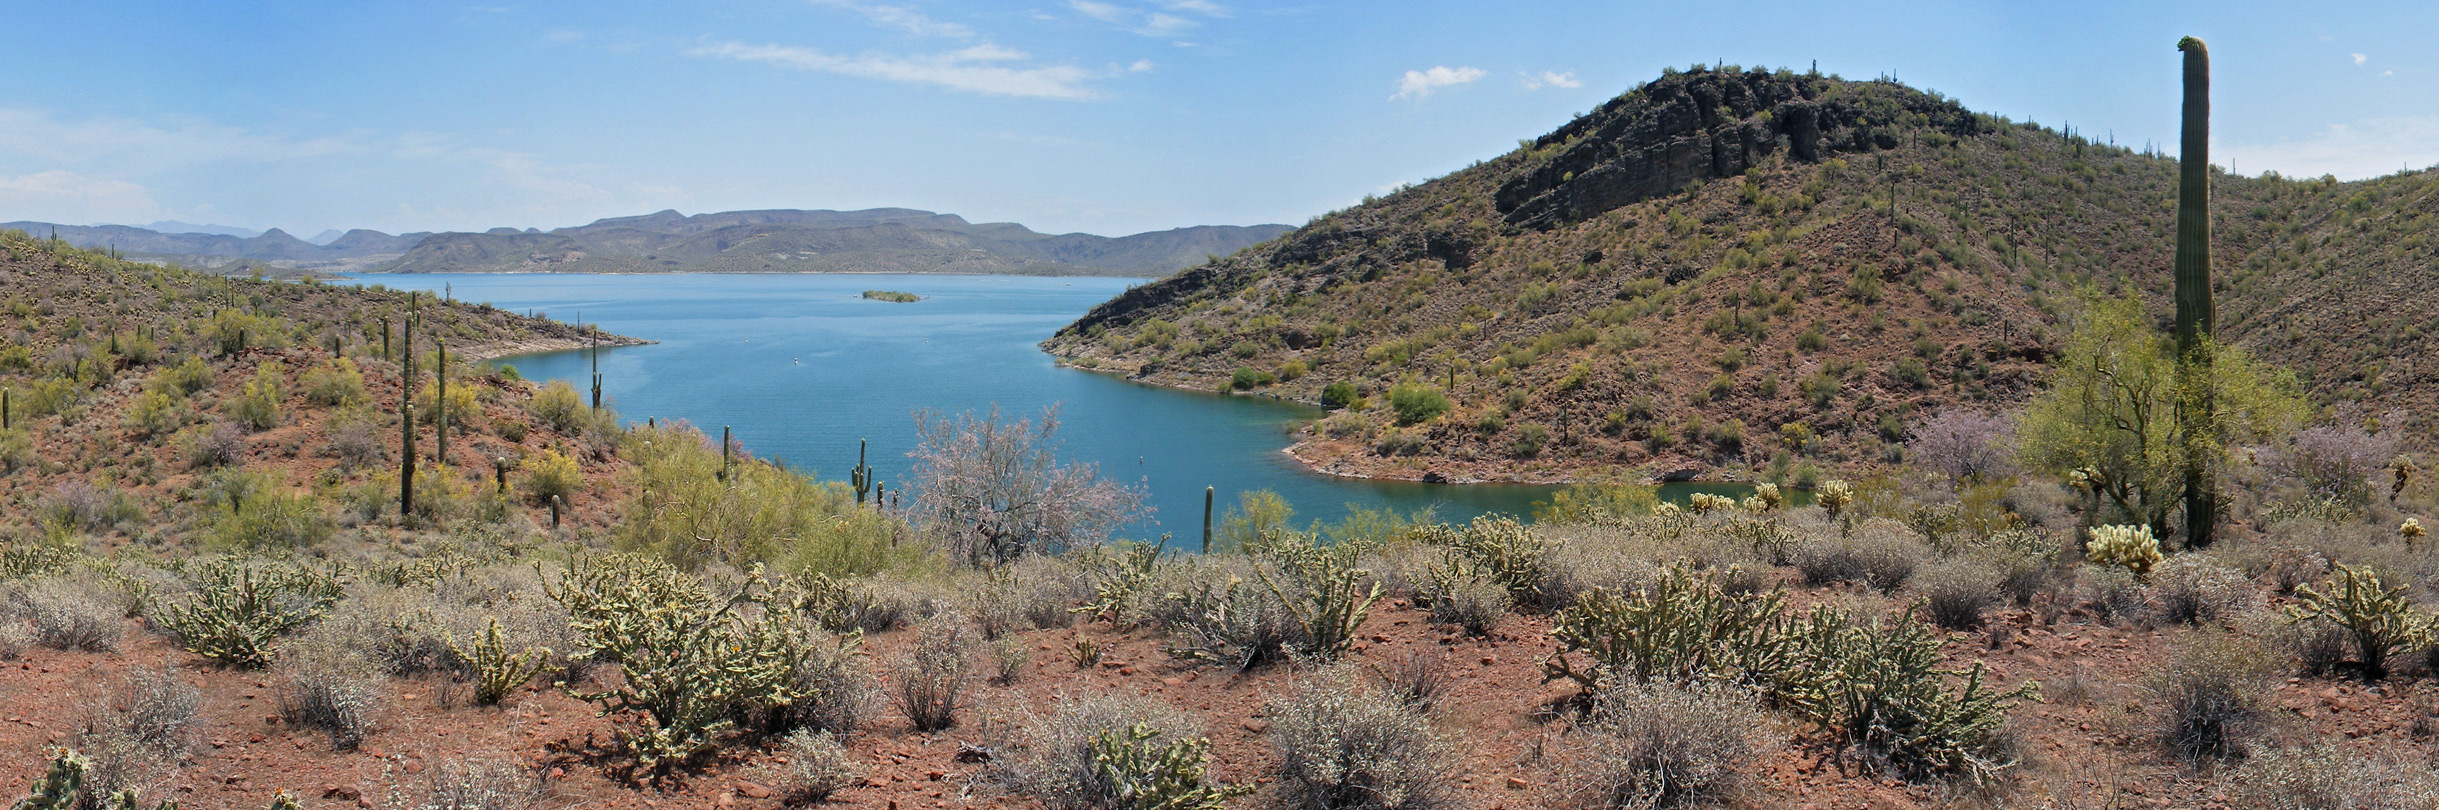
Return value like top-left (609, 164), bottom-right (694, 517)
top-left (375, 209), bottom-right (1292, 277)
top-left (1043, 65), bottom-right (2439, 483)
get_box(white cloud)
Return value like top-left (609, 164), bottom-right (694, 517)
top-left (1390, 66), bottom-right (1483, 100)
top-left (0, 170), bottom-right (160, 225)
top-left (2220, 115), bottom-right (2439, 180)
top-left (809, 0), bottom-right (975, 39)
top-left (541, 29), bottom-right (585, 43)
top-left (1068, 0), bottom-right (1200, 37)
top-left (689, 39), bottom-right (1100, 100)
top-left (2351, 52), bottom-right (2367, 66)
top-left (1128, 59), bottom-right (1154, 72)
top-left (1521, 70), bottom-right (1580, 90)
top-left (1161, 0), bottom-right (1227, 15)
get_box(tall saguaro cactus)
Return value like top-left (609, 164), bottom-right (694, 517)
top-left (436, 337), bottom-right (450, 469)
top-left (2175, 36), bottom-right (2217, 547)
top-left (400, 293), bottom-right (419, 519)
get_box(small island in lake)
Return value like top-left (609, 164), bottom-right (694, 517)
top-left (862, 289), bottom-right (921, 302)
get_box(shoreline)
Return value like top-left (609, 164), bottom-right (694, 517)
top-left (461, 334), bottom-right (655, 362)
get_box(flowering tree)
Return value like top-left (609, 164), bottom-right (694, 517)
top-left (909, 405), bottom-right (1146, 565)
top-left (1905, 409), bottom-right (2017, 484)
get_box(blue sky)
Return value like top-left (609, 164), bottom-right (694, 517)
top-left (0, 0), bottom-right (2432, 237)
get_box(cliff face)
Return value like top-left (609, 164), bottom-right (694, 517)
top-left (1044, 65), bottom-right (2439, 483)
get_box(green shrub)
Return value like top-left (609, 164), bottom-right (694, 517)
top-left (990, 696), bottom-right (1246, 810)
top-left (1511, 423), bottom-right (1548, 457)
top-left (225, 364), bottom-right (283, 431)
top-left (515, 449), bottom-right (583, 505)
top-left (528, 380), bottom-right (583, 433)
top-left (1230, 367), bottom-right (1277, 389)
top-left (123, 391), bottom-right (185, 437)
top-left (416, 380), bottom-right (481, 430)
top-left (615, 423), bottom-right (926, 576)
top-left (300, 357), bottom-right (366, 406)
top-left (204, 491), bottom-right (334, 551)
top-left (1532, 483), bottom-right (1659, 526)
top-left (147, 356), bottom-right (214, 398)
top-left (1320, 381), bottom-right (1358, 411)
top-left (1216, 489), bottom-right (1296, 553)
top-left (153, 557), bottom-right (344, 667)
top-left (1387, 384), bottom-right (1450, 426)
top-left (0, 427), bottom-right (33, 473)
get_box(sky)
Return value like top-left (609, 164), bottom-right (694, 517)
top-left (0, 0), bottom-right (2433, 238)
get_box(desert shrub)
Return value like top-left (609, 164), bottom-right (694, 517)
top-left (300, 357), bottom-right (366, 407)
top-left (12, 577), bottom-right (123, 651)
top-left (148, 356), bottom-right (212, 397)
top-left (543, 555), bottom-right (808, 768)
top-left (1573, 683), bottom-right (1766, 810)
top-left (0, 620), bottom-right (28, 659)
top-left (2148, 556), bottom-right (2253, 625)
top-left (416, 379), bottom-right (482, 429)
top-left (1532, 483), bottom-right (1659, 527)
top-left (1258, 532), bottom-right (1385, 660)
top-left (1792, 524), bottom-right (1926, 592)
top-left (1545, 564), bottom-right (1789, 691)
top-left (1368, 651), bottom-right (1449, 713)
top-left (390, 755), bottom-right (546, 810)
top-left (41, 481), bottom-right (142, 535)
top-left (74, 662), bottom-right (202, 801)
top-left (990, 636), bottom-right (1031, 685)
top-left (1905, 409), bottom-right (2016, 484)
top-left (1321, 381), bottom-right (1358, 411)
top-left (515, 449), bottom-right (583, 505)
top-left (225, 363), bottom-right (284, 431)
top-left (1158, 560), bottom-right (1294, 671)
top-left (2151, 630), bottom-right (2275, 764)
top-left (326, 405), bottom-right (384, 469)
top-left (1419, 562), bottom-right (1509, 635)
top-left (277, 651), bottom-right (384, 750)
top-left (910, 406), bottom-right (1143, 565)
top-left (1269, 669), bottom-right (1451, 810)
top-left (617, 422), bottom-right (926, 577)
top-left (749, 626), bottom-right (873, 738)
top-left (0, 427), bottom-right (33, 473)
top-left (203, 490), bottom-right (335, 551)
top-left (2263, 419), bottom-right (2401, 509)
top-left (894, 617), bottom-right (976, 730)
top-left (177, 420), bottom-right (245, 468)
top-left (528, 380), bottom-right (584, 433)
top-left (1215, 489), bottom-right (1297, 553)
top-left (1430, 514), bottom-right (1559, 609)
top-left (989, 695), bottom-right (1248, 810)
top-left (2285, 565), bottom-right (2434, 679)
top-left (124, 390), bottom-right (186, 437)
top-left (1387, 383), bottom-right (1450, 426)
top-left (151, 556), bottom-right (346, 668)
top-left (493, 417), bottom-right (529, 443)
top-left (761, 729), bottom-right (860, 805)
top-left (2076, 565), bottom-right (2149, 624)
top-left (2232, 741), bottom-right (2439, 809)
top-left (1912, 556), bottom-right (2002, 631)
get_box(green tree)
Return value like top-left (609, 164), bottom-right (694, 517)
top-left (1216, 489), bottom-right (1297, 553)
top-left (1387, 383), bottom-right (1450, 426)
top-left (2017, 294), bottom-right (2302, 540)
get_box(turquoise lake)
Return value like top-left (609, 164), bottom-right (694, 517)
top-left (356, 273), bottom-right (1742, 541)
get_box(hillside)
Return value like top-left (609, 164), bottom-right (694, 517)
top-left (375, 208), bottom-right (1292, 277)
top-left (1043, 65), bottom-right (2439, 484)
top-left (0, 222), bottom-right (430, 277)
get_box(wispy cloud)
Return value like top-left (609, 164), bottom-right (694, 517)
top-left (0, 170), bottom-right (161, 225)
top-left (809, 0), bottom-right (975, 39)
top-left (2221, 115), bottom-right (2439, 180)
top-left (1391, 66), bottom-right (1483, 100)
top-left (1068, 0), bottom-right (1202, 37)
top-left (2352, 52), bottom-right (2367, 66)
top-left (1521, 70), bottom-right (1580, 90)
top-left (689, 40), bottom-right (1100, 100)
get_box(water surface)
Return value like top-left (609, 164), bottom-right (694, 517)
top-left (360, 273), bottom-right (1612, 540)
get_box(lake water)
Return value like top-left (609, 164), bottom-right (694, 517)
top-left (358, 273), bottom-right (1743, 542)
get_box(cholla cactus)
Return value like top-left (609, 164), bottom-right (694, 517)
top-left (1085, 724), bottom-right (1253, 810)
top-left (447, 616), bottom-right (552, 706)
top-left (1652, 502), bottom-right (1684, 518)
top-left (152, 556), bottom-right (346, 668)
top-left (2401, 518), bottom-right (2426, 545)
top-left (2086, 525), bottom-right (2163, 580)
top-left (16, 749), bottom-right (85, 810)
top-left (1687, 493), bottom-right (1737, 514)
top-left (1745, 483), bottom-right (1786, 512)
top-left (1544, 563), bottom-right (1792, 689)
top-left (2287, 565), bottom-right (2436, 680)
top-left (1815, 480), bottom-right (1855, 517)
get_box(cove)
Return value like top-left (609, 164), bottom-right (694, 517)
top-left (353, 273), bottom-right (1750, 540)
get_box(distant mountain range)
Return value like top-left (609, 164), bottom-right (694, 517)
top-left (2, 209), bottom-right (1294, 278)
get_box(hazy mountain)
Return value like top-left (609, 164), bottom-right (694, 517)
top-left (374, 209), bottom-right (1293, 277)
top-left (6, 210), bottom-right (1289, 278)
top-left (1044, 65), bottom-right (2439, 479)
top-left (144, 220), bottom-right (262, 238)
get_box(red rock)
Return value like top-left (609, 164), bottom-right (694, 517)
top-left (402, 760), bottom-right (425, 775)
top-left (1506, 778), bottom-right (1528, 790)
top-left (1242, 719), bottom-right (1270, 733)
top-left (737, 782), bottom-right (773, 799)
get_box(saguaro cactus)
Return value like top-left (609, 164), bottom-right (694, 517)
top-left (436, 337), bottom-right (450, 468)
top-left (400, 294), bottom-right (419, 519)
top-left (852, 439), bottom-right (874, 504)
top-left (589, 324), bottom-right (604, 412)
top-left (2175, 35), bottom-right (2218, 547)
top-left (1202, 486), bottom-right (1215, 554)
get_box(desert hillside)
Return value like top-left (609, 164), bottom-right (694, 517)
top-left (1042, 66), bottom-right (2439, 483)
